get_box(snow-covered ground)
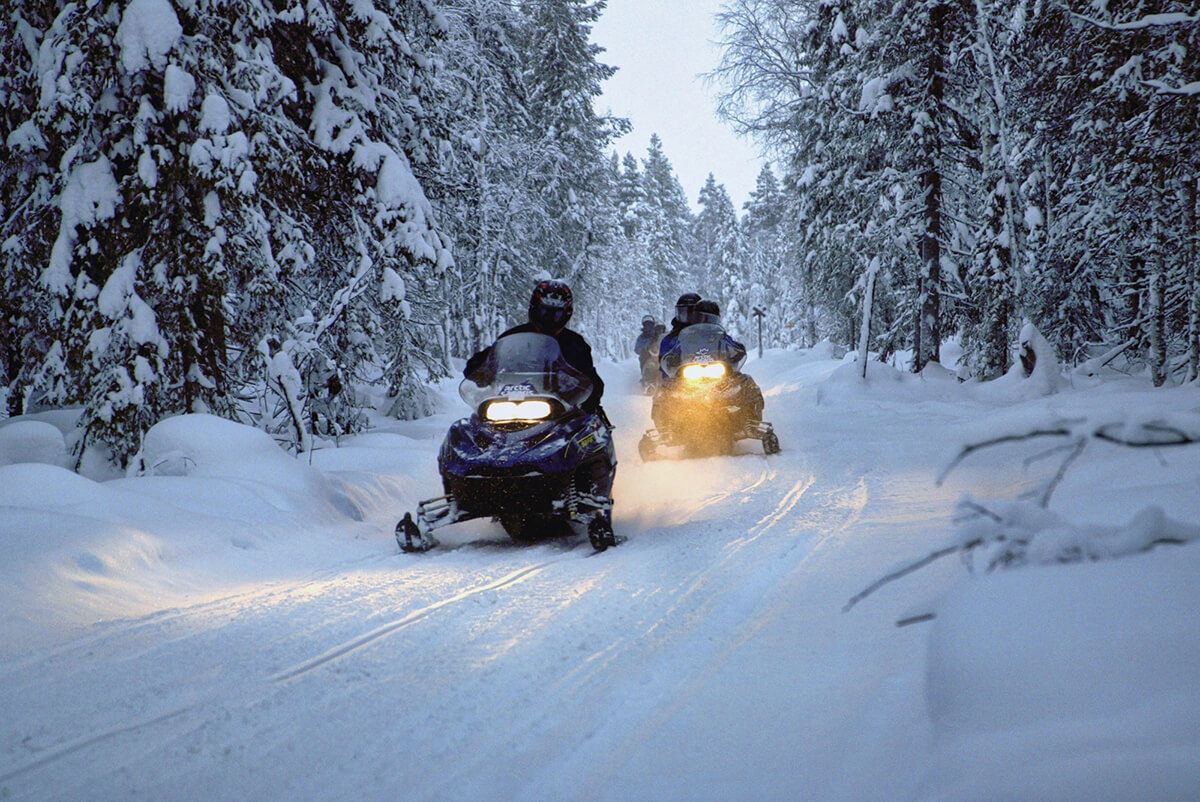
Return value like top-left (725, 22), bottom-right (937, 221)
top-left (2, 347), bottom-right (1199, 800)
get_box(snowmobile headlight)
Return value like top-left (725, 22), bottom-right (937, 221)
top-left (681, 362), bottom-right (727, 380)
top-left (484, 399), bottom-right (554, 422)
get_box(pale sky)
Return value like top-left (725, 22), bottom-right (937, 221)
top-left (591, 0), bottom-right (765, 214)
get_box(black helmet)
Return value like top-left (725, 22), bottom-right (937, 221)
top-left (674, 293), bottom-right (701, 325)
top-left (529, 279), bottom-right (573, 332)
top-left (695, 299), bottom-right (721, 324)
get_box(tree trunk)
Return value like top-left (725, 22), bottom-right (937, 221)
top-left (858, 259), bottom-right (879, 379)
top-left (1148, 172), bottom-right (1167, 387)
top-left (1148, 264), bottom-right (1165, 387)
top-left (1188, 176), bottom-right (1199, 383)
top-left (915, 3), bottom-right (947, 373)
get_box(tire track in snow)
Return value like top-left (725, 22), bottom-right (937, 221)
top-left (0, 551), bottom-right (396, 679)
top-left (269, 560), bottom-right (560, 683)
top-left (742, 472), bottom-right (817, 541)
top-left (407, 464), bottom-right (800, 790)
top-left (694, 465), bottom-right (772, 517)
top-left (449, 470), bottom-right (864, 796)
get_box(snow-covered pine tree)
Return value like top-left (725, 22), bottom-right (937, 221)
top-left (517, 0), bottom-right (622, 286)
top-left (413, 0), bottom-right (627, 356)
top-left (1188, 177), bottom-right (1200, 383)
top-left (1, 3), bottom-right (58, 419)
top-left (599, 152), bottom-right (662, 340)
top-left (739, 164), bottom-right (786, 346)
top-left (714, 0), bottom-right (973, 365)
top-left (420, 0), bottom-right (532, 358)
top-left (694, 174), bottom-right (728, 294)
top-left (616, 152), bottom-right (644, 240)
top-left (1027, 2), bottom-right (1200, 379)
top-left (694, 176), bottom-right (746, 337)
top-left (957, 0), bottom-right (1026, 380)
top-left (1010, 1), bottom-right (1114, 367)
top-left (639, 134), bottom-right (697, 302)
top-left (1, 0), bottom-right (454, 464)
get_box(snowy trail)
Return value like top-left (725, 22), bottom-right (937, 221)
top-left (6, 352), bottom-right (1200, 800)
top-left (2, 355), bottom-right (1001, 800)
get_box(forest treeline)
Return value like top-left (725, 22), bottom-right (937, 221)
top-left (1, 0), bottom-right (1197, 467)
top-left (715, 0), bottom-right (1200, 382)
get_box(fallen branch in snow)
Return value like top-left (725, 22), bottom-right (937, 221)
top-left (846, 412), bottom-right (1200, 616)
top-left (842, 544), bottom-right (960, 613)
top-left (935, 422), bottom-right (1081, 486)
top-left (939, 413), bottom-right (1200, 506)
top-left (844, 502), bottom-right (1200, 615)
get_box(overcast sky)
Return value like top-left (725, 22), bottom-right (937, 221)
top-left (590, 0), bottom-right (765, 214)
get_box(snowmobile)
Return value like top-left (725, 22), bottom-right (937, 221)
top-left (396, 332), bottom-right (619, 553)
top-left (639, 322), bottom-right (780, 460)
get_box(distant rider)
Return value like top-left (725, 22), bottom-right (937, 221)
top-left (634, 315), bottom-right (658, 371)
top-left (651, 293), bottom-right (701, 428)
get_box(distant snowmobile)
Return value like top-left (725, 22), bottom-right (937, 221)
top-left (396, 332), bottom-right (619, 553)
top-left (639, 323), bottom-right (780, 459)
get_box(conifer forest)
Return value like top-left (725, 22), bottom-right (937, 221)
top-left (2, 0), bottom-right (1198, 467)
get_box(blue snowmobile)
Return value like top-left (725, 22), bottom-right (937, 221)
top-left (396, 332), bottom-right (619, 553)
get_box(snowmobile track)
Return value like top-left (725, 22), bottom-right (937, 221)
top-left (270, 560), bottom-right (564, 683)
top-left (0, 707), bottom-right (192, 784)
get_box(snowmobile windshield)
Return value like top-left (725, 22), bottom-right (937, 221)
top-left (661, 323), bottom-right (747, 378)
top-left (460, 333), bottom-right (593, 414)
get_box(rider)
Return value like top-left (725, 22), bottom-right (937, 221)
top-left (634, 315), bottom-right (658, 371)
top-left (657, 292), bottom-right (702, 375)
top-left (651, 293), bottom-right (701, 429)
top-left (465, 279), bottom-right (604, 414)
top-left (464, 279), bottom-right (619, 547)
top-left (694, 300), bottom-right (765, 426)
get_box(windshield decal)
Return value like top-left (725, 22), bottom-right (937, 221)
top-left (499, 382), bottom-right (537, 396)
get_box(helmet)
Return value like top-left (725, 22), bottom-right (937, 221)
top-left (529, 279), bottom-right (573, 332)
top-left (642, 315), bottom-right (655, 325)
top-left (695, 299), bottom-right (721, 324)
top-left (674, 293), bottom-right (701, 325)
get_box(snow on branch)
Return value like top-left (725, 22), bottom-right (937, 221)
top-left (1141, 79), bottom-right (1200, 96)
top-left (1068, 11), bottom-right (1200, 31)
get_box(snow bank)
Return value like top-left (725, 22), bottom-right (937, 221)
top-left (0, 420), bottom-right (68, 467)
top-left (0, 413), bottom-right (420, 655)
top-left (923, 545), bottom-right (1200, 799)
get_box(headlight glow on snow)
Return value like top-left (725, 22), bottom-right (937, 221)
top-left (485, 399), bottom-right (553, 422)
top-left (682, 362), bottom-right (727, 380)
